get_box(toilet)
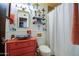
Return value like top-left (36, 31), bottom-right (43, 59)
top-left (37, 38), bottom-right (51, 56)
top-left (38, 45), bottom-right (51, 56)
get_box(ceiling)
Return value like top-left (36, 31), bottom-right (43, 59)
top-left (48, 3), bottom-right (61, 12)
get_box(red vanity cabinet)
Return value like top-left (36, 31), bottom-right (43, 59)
top-left (5, 37), bottom-right (37, 56)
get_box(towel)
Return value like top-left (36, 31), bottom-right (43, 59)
top-left (72, 3), bottom-right (79, 45)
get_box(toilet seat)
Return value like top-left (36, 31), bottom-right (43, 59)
top-left (39, 45), bottom-right (51, 53)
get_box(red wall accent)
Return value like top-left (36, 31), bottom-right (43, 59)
top-left (72, 3), bottom-right (79, 45)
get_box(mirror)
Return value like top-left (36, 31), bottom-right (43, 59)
top-left (17, 10), bottom-right (29, 28)
top-left (19, 17), bottom-right (27, 28)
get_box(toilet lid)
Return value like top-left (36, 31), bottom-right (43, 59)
top-left (39, 45), bottom-right (51, 53)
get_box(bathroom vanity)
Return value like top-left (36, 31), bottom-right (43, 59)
top-left (5, 37), bottom-right (37, 56)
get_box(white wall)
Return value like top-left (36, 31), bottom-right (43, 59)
top-left (48, 3), bottom-right (79, 56)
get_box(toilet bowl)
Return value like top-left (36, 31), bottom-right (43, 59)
top-left (38, 45), bottom-right (51, 56)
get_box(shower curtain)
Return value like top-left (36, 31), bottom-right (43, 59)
top-left (48, 9), bottom-right (56, 55)
top-left (48, 3), bottom-right (74, 56)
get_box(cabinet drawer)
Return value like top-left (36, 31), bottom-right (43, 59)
top-left (8, 47), bottom-right (36, 56)
top-left (21, 52), bottom-right (35, 56)
top-left (7, 50), bottom-right (19, 56)
top-left (7, 40), bottom-right (36, 49)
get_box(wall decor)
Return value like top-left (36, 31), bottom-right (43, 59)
top-left (37, 32), bottom-right (42, 37)
top-left (9, 13), bottom-right (16, 31)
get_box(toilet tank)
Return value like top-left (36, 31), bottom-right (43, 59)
top-left (37, 37), bottom-right (46, 46)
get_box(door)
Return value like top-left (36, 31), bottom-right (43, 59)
top-left (0, 3), bottom-right (8, 56)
